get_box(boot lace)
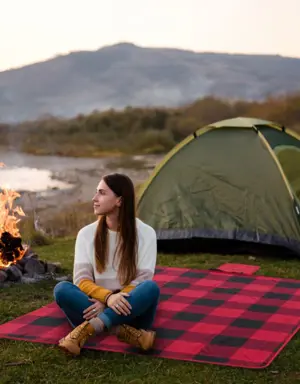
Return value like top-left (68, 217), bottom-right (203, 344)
top-left (121, 325), bottom-right (142, 345)
top-left (71, 323), bottom-right (91, 341)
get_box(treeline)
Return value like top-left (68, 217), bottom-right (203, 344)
top-left (1, 93), bottom-right (300, 157)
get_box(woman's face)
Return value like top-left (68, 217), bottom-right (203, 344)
top-left (92, 179), bottom-right (121, 216)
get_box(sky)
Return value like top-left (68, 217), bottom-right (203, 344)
top-left (1, 0), bottom-right (300, 72)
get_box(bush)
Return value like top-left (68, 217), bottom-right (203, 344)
top-left (131, 129), bottom-right (175, 154)
top-left (2, 93), bottom-right (300, 157)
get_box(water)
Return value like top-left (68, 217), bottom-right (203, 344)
top-left (0, 149), bottom-right (163, 196)
top-left (0, 166), bottom-right (72, 192)
top-left (0, 149), bottom-right (108, 193)
top-left (0, 150), bottom-right (92, 194)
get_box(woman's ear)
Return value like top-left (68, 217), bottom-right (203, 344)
top-left (116, 196), bottom-right (122, 207)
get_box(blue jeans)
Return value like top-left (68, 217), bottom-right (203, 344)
top-left (53, 280), bottom-right (160, 330)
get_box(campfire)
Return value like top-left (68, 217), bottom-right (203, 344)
top-left (0, 162), bottom-right (70, 286)
top-left (0, 185), bottom-right (26, 269)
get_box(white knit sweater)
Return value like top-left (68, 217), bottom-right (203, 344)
top-left (73, 218), bottom-right (157, 293)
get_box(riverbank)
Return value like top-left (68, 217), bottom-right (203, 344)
top-left (0, 151), bottom-right (163, 238)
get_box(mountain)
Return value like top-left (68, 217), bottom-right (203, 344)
top-left (1, 42), bottom-right (300, 122)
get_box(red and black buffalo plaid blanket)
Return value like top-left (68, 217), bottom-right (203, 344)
top-left (1, 265), bottom-right (300, 369)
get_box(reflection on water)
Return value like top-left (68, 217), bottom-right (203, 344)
top-left (0, 167), bottom-right (73, 192)
top-left (0, 149), bottom-right (163, 203)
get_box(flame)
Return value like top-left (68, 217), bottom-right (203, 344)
top-left (0, 162), bottom-right (26, 268)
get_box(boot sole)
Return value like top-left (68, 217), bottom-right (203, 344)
top-left (149, 331), bottom-right (157, 350)
top-left (140, 331), bottom-right (156, 351)
top-left (58, 339), bottom-right (80, 357)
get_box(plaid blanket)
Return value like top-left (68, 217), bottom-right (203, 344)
top-left (1, 266), bottom-right (300, 369)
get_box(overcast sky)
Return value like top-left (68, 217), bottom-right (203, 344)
top-left (1, 0), bottom-right (300, 71)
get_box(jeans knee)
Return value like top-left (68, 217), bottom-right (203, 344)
top-left (140, 280), bottom-right (160, 298)
top-left (53, 281), bottom-right (73, 302)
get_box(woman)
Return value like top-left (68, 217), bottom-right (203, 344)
top-left (53, 173), bottom-right (159, 356)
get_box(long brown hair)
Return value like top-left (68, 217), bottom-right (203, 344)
top-left (94, 173), bottom-right (137, 285)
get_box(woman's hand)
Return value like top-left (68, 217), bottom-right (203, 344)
top-left (83, 298), bottom-right (105, 320)
top-left (107, 292), bottom-right (132, 316)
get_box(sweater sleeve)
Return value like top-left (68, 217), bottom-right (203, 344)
top-left (73, 228), bottom-right (112, 303)
top-left (121, 227), bottom-right (157, 293)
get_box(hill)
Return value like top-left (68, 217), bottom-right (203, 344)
top-left (1, 42), bottom-right (300, 122)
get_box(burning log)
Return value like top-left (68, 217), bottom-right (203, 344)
top-left (0, 170), bottom-right (26, 269)
top-left (0, 231), bottom-right (24, 267)
top-left (0, 241), bottom-right (71, 285)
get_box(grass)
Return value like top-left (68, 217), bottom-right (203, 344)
top-left (1, 239), bottom-right (300, 383)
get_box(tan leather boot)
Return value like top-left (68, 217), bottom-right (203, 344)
top-left (58, 320), bottom-right (95, 356)
top-left (117, 324), bottom-right (156, 351)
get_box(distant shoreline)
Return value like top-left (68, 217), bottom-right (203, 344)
top-left (0, 150), bottom-right (163, 222)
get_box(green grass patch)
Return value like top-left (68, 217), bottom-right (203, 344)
top-left (1, 238), bottom-right (300, 383)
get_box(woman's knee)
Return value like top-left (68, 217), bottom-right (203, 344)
top-left (139, 280), bottom-right (160, 298)
top-left (53, 281), bottom-right (74, 302)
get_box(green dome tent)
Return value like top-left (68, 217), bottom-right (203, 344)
top-left (137, 117), bottom-right (300, 257)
